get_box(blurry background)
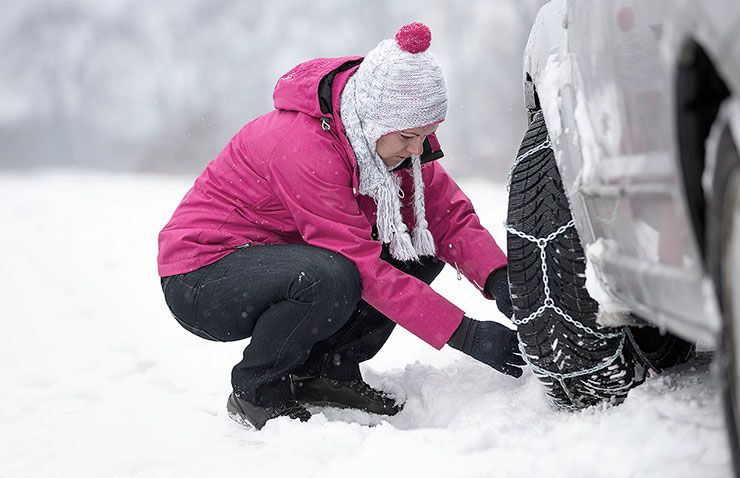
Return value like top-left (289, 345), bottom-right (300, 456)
top-left (0, 0), bottom-right (546, 179)
top-left (2, 3), bottom-right (733, 476)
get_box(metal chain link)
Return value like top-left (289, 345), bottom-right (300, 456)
top-left (506, 138), bottom-right (552, 191)
top-left (551, 303), bottom-right (622, 339)
top-left (519, 333), bottom-right (626, 381)
top-left (505, 218), bottom-right (620, 338)
top-left (506, 130), bottom-right (627, 386)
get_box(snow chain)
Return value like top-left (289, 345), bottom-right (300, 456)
top-left (505, 132), bottom-right (627, 388)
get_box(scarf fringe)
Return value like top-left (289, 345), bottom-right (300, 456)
top-left (412, 227), bottom-right (436, 256)
top-left (390, 231), bottom-right (418, 261)
top-left (410, 154), bottom-right (435, 256)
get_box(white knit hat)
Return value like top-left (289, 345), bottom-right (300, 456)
top-left (340, 22), bottom-right (448, 261)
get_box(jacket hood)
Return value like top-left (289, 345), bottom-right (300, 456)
top-left (273, 56), bottom-right (363, 118)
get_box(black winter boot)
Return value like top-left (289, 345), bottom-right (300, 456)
top-left (291, 376), bottom-right (403, 416)
top-left (226, 393), bottom-right (311, 429)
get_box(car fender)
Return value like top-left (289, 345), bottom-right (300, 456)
top-left (522, 0), bottom-right (596, 248)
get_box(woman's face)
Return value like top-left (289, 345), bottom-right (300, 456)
top-left (375, 123), bottom-right (439, 169)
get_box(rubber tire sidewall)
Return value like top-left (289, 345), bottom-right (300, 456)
top-left (707, 105), bottom-right (740, 476)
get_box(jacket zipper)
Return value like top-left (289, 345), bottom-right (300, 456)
top-left (450, 243), bottom-right (484, 291)
top-left (449, 243), bottom-right (462, 281)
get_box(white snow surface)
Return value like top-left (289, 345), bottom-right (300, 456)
top-left (585, 240), bottom-right (638, 328)
top-left (0, 172), bottom-right (732, 478)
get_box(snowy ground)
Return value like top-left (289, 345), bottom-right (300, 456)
top-left (0, 171), bottom-right (732, 478)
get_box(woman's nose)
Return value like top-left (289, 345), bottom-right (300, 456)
top-left (407, 138), bottom-right (424, 156)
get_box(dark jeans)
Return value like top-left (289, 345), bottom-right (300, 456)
top-left (161, 243), bottom-right (444, 406)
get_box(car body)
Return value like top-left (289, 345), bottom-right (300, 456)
top-left (516, 0), bottom-right (740, 469)
top-left (522, 0), bottom-right (739, 345)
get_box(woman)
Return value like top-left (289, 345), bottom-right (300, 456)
top-left (158, 22), bottom-right (524, 430)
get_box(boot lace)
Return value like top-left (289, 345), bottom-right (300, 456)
top-left (275, 400), bottom-right (311, 421)
top-left (336, 379), bottom-right (395, 405)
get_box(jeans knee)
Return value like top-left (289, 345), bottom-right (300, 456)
top-left (326, 253), bottom-right (362, 307)
top-left (291, 250), bottom-right (361, 313)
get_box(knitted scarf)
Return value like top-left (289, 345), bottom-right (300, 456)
top-left (340, 73), bottom-right (436, 261)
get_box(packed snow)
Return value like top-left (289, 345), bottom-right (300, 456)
top-left (0, 171), bottom-right (731, 477)
top-left (585, 240), bottom-right (637, 328)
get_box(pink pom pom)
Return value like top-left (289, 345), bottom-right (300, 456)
top-left (395, 22), bottom-right (432, 54)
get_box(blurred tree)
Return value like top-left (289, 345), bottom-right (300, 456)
top-left (0, 0), bottom-right (546, 180)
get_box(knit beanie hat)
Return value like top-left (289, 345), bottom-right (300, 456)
top-left (340, 22), bottom-right (448, 261)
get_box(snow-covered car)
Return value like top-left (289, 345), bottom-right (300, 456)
top-left (507, 0), bottom-right (740, 466)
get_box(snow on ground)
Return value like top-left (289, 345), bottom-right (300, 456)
top-left (0, 171), bottom-right (732, 478)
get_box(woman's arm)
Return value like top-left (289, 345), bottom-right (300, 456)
top-left (268, 139), bottom-right (464, 349)
top-left (401, 161), bottom-right (508, 298)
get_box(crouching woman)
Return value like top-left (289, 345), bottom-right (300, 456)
top-left (157, 22), bottom-right (523, 430)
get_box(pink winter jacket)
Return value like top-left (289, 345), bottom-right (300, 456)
top-left (157, 57), bottom-right (508, 349)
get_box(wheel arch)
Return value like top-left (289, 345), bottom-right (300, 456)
top-left (675, 38), bottom-right (731, 264)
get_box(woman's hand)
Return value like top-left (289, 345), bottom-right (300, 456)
top-left (485, 267), bottom-right (513, 319)
top-left (447, 316), bottom-right (525, 377)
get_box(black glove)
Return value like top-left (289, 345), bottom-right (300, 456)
top-left (485, 267), bottom-right (513, 319)
top-left (447, 315), bottom-right (525, 377)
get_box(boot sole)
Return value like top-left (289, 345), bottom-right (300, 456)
top-left (226, 393), bottom-right (257, 429)
top-left (297, 398), bottom-right (402, 416)
top-left (226, 411), bottom-right (255, 429)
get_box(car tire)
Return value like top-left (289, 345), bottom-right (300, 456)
top-left (628, 324), bottom-right (696, 372)
top-left (706, 100), bottom-right (740, 474)
top-left (506, 110), bottom-right (648, 409)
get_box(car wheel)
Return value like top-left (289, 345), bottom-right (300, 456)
top-left (628, 324), bottom-right (696, 372)
top-left (506, 110), bottom-right (648, 409)
top-left (706, 100), bottom-right (740, 473)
